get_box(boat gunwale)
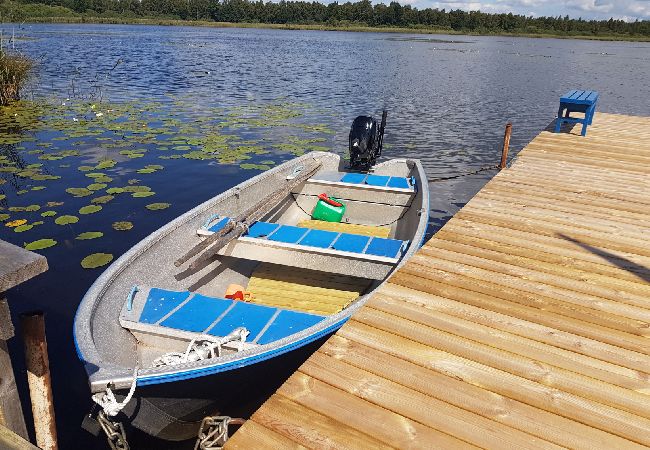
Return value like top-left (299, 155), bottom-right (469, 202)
top-left (73, 152), bottom-right (429, 391)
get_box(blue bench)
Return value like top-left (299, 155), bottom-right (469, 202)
top-left (204, 218), bottom-right (408, 260)
top-left (555, 90), bottom-right (598, 136)
top-left (125, 287), bottom-right (325, 345)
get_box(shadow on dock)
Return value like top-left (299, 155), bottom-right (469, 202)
top-left (559, 233), bottom-right (650, 283)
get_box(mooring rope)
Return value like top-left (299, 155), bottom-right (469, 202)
top-left (92, 367), bottom-right (138, 417)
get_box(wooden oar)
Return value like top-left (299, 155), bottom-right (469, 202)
top-left (175, 159), bottom-right (323, 268)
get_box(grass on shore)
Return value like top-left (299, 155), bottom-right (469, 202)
top-left (0, 49), bottom-right (32, 105)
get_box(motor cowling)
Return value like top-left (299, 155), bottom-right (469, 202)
top-left (349, 114), bottom-right (383, 171)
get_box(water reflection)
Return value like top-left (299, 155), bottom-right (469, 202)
top-left (0, 24), bottom-right (648, 449)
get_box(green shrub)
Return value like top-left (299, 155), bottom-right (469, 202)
top-left (0, 50), bottom-right (32, 106)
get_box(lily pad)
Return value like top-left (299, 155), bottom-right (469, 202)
top-left (5, 219), bottom-right (27, 227)
top-left (132, 191), bottom-right (155, 198)
top-left (8, 205), bottom-right (40, 212)
top-left (0, 214), bottom-right (10, 221)
top-left (14, 224), bottom-right (34, 232)
top-left (41, 211), bottom-right (57, 217)
top-left (79, 205), bottom-right (102, 215)
top-left (87, 183), bottom-right (108, 191)
top-left (0, 194), bottom-right (5, 201)
top-left (46, 201), bottom-right (64, 207)
top-left (95, 159), bottom-right (117, 170)
top-left (78, 166), bottom-right (94, 172)
top-left (91, 195), bottom-right (114, 204)
top-left (145, 203), bottom-right (170, 211)
top-left (75, 232), bottom-right (103, 240)
top-left (66, 187), bottom-right (93, 198)
top-left (55, 215), bottom-right (79, 225)
top-left (112, 221), bottom-right (133, 231)
top-left (106, 187), bottom-right (125, 194)
top-left (24, 239), bottom-right (57, 251)
top-left (81, 253), bottom-right (114, 269)
top-left (136, 168), bottom-right (156, 174)
top-left (31, 186), bottom-right (46, 191)
top-left (122, 186), bottom-right (150, 193)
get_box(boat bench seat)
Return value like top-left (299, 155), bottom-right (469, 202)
top-left (308, 171), bottom-right (416, 191)
top-left (296, 171), bottom-right (417, 207)
top-left (120, 287), bottom-right (325, 347)
top-left (201, 218), bottom-right (408, 260)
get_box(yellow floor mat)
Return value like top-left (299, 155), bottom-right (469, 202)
top-left (247, 263), bottom-right (371, 315)
top-left (297, 219), bottom-right (391, 238)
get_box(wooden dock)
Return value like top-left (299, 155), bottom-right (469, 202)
top-left (225, 112), bottom-right (650, 449)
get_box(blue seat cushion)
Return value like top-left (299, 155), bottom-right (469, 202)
top-left (340, 173), bottom-right (366, 184)
top-left (159, 294), bottom-right (233, 332)
top-left (299, 229), bottom-right (339, 248)
top-left (267, 225), bottom-right (309, 244)
top-left (332, 233), bottom-right (370, 253)
top-left (365, 237), bottom-right (406, 258)
top-left (244, 221), bottom-right (407, 259)
top-left (247, 221), bottom-right (280, 238)
top-left (139, 288), bottom-right (191, 324)
top-left (134, 288), bottom-right (326, 344)
top-left (256, 309), bottom-right (323, 345)
top-left (207, 301), bottom-right (278, 339)
top-left (386, 177), bottom-right (410, 189)
top-left (364, 174), bottom-right (390, 187)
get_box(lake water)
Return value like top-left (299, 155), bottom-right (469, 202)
top-left (1, 24), bottom-right (649, 448)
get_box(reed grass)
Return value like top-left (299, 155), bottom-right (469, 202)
top-left (0, 49), bottom-right (32, 105)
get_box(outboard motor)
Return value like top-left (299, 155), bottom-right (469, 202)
top-left (349, 110), bottom-right (387, 171)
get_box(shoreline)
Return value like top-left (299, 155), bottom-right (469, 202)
top-left (6, 17), bottom-right (650, 42)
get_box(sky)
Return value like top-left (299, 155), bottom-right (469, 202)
top-left (400, 1), bottom-right (650, 21)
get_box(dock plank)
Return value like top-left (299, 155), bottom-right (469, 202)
top-left (0, 240), bottom-right (48, 293)
top-left (226, 112), bottom-right (650, 449)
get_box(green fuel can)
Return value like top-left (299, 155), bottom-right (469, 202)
top-left (312, 193), bottom-right (346, 222)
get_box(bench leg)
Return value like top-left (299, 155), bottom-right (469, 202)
top-left (587, 105), bottom-right (595, 125)
top-left (581, 121), bottom-right (588, 136)
top-left (555, 105), bottom-right (564, 133)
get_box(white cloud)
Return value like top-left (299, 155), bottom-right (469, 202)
top-left (402, 0), bottom-right (650, 20)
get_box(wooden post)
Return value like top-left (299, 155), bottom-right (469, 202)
top-left (0, 298), bottom-right (28, 439)
top-left (0, 240), bottom-right (48, 443)
top-left (500, 123), bottom-right (512, 169)
top-left (21, 312), bottom-right (58, 450)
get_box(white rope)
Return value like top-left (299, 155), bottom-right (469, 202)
top-left (152, 327), bottom-right (249, 368)
top-left (92, 367), bottom-right (138, 417)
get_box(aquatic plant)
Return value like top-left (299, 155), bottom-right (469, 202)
top-left (24, 238), bottom-right (57, 250)
top-left (0, 49), bottom-right (32, 106)
top-left (145, 202), bottom-right (170, 210)
top-left (55, 215), bottom-right (79, 225)
top-left (81, 253), bottom-right (113, 269)
top-left (75, 232), bottom-right (103, 240)
top-left (112, 221), bottom-right (133, 231)
top-left (79, 205), bottom-right (102, 214)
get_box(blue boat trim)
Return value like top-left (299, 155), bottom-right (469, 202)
top-left (136, 318), bottom-right (348, 386)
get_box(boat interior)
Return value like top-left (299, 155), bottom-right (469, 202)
top-left (117, 162), bottom-right (424, 367)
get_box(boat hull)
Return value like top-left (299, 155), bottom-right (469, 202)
top-left (118, 334), bottom-right (331, 441)
top-left (74, 152), bottom-right (430, 441)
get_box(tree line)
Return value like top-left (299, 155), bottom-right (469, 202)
top-left (7, 0), bottom-right (650, 37)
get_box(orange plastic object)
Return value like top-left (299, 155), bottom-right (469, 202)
top-left (225, 284), bottom-right (253, 301)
